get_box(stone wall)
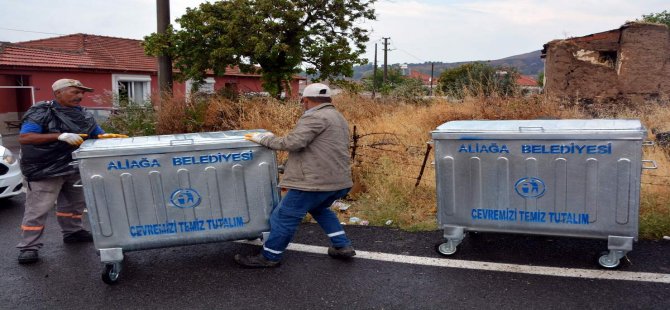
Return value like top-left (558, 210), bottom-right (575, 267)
top-left (543, 22), bottom-right (670, 103)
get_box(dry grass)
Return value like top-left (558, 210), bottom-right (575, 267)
top-left (155, 94), bottom-right (242, 134)
top-left (640, 146), bottom-right (670, 239)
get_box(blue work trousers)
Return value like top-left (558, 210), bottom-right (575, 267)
top-left (262, 188), bottom-right (351, 261)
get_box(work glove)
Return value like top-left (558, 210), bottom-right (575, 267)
top-left (58, 133), bottom-right (84, 146)
top-left (244, 132), bottom-right (274, 144)
top-left (97, 133), bottom-right (129, 139)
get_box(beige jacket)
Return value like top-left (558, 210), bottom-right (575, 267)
top-left (259, 103), bottom-right (353, 191)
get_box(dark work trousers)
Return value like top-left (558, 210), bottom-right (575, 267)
top-left (17, 173), bottom-right (87, 251)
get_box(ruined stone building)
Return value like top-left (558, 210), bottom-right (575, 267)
top-left (542, 22), bottom-right (670, 103)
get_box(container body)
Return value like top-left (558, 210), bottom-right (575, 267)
top-left (432, 120), bottom-right (646, 240)
top-left (73, 131), bottom-right (279, 252)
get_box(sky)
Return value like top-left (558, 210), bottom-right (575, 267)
top-left (0, 0), bottom-right (667, 64)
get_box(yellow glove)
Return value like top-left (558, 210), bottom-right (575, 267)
top-left (98, 133), bottom-right (129, 139)
top-left (244, 132), bottom-right (274, 144)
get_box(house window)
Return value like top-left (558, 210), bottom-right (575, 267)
top-left (185, 78), bottom-right (216, 96)
top-left (598, 51), bottom-right (617, 69)
top-left (112, 74), bottom-right (151, 106)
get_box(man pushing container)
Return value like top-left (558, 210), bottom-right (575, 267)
top-left (235, 83), bottom-right (356, 268)
top-left (16, 78), bottom-right (126, 264)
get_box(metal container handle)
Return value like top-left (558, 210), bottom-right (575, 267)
top-left (642, 140), bottom-right (655, 147)
top-left (73, 179), bottom-right (83, 188)
top-left (642, 160), bottom-right (658, 170)
top-left (170, 139), bottom-right (194, 146)
top-left (518, 126), bottom-right (544, 132)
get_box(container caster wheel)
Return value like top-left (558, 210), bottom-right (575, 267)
top-left (436, 241), bottom-right (458, 256)
top-left (102, 263), bottom-right (121, 285)
top-left (597, 251), bottom-right (621, 269)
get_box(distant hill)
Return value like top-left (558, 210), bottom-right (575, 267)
top-left (352, 50), bottom-right (544, 80)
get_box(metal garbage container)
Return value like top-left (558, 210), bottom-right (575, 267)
top-left (431, 119), bottom-right (655, 268)
top-left (72, 130), bottom-right (279, 283)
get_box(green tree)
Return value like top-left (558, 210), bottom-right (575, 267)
top-left (437, 62), bottom-right (519, 99)
top-left (389, 77), bottom-right (427, 103)
top-left (639, 10), bottom-right (670, 28)
top-left (360, 67), bottom-right (428, 102)
top-left (362, 67), bottom-right (406, 94)
top-left (537, 71), bottom-right (545, 88)
top-left (144, 0), bottom-right (376, 98)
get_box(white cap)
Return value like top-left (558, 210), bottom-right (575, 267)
top-left (52, 79), bottom-right (94, 92)
top-left (302, 83), bottom-right (331, 98)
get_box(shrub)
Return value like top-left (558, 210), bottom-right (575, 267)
top-left (438, 62), bottom-right (519, 99)
top-left (101, 96), bottom-right (156, 136)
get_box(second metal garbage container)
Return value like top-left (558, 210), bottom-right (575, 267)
top-left (72, 130), bottom-right (279, 283)
top-left (431, 119), bottom-right (653, 268)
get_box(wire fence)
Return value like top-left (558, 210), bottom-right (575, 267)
top-left (642, 170), bottom-right (670, 187)
top-left (350, 125), bottom-right (433, 187)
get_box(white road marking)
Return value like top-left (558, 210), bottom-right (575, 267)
top-left (238, 240), bottom-right (670, 284)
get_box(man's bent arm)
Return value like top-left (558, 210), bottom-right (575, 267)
top-left (18, 133), bottom-right (61, 145)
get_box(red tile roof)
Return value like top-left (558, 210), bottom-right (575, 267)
top-left (407, 70), bottom-right (436, 85)
top-left (0, 33), bottom-right (260, 76)
top-left (517, 75), bottom-right (538, 87)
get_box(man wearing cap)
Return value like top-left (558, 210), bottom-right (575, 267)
top-left (16, 78), bottom-right (104, 264)
top-left (235, 83), bottom-right (355, 268)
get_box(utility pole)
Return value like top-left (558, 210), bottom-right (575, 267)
top-left (157, 0), bottom-right (173, 97)
top-left (382, 37), bottom-right (390, 84)
top-left (429, 62), bottom-right (435, 97)
top-left (372, 43), bottom-right (377, 99)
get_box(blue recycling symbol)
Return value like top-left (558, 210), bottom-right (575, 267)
top-left (514, 177), bottom-right (546, 198)
top-left (170, 188), bottom-right (201, 209)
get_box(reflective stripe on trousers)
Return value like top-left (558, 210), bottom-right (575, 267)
top-left (17, 174), bottom-right (87, 251)
top-left (262, 188), bottom-right (352, 261)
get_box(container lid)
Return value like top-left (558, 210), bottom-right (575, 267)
top-left (72, 130), bottom-right (268, 159)
top-left (432, 119), bottom-right (647, 140)
top-left (434, 119), bottom-right (644, 133)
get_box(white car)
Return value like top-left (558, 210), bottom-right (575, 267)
top-left (0, 143), bottom-right (23, 199)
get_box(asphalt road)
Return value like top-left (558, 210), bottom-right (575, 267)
top-left (0, 193), bottom-right (668, 309)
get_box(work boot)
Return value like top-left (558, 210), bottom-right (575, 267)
top-left (328, 246), bottom-right (356, 259)
top-left (63, 230), bottom-right (94, 244)
top-left (234, 253), bottom-right (280, 268)
top-left (18, 250), bottom-right (39, 264)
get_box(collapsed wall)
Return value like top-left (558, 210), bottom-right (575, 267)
top-left (542, 22), bottom-right (670, 103)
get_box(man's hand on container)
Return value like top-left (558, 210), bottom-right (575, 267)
top-left (58, 133), bottom-right (84, 146)
top-left (244, 132), bottom-right (274, 144)
top-left (98, 133), bottom-right (129, 139)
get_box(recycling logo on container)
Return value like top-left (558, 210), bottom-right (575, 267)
top-left (170, 188), bottom-right (202, 208)
top-left (514, 177), bottom-right (546, 199)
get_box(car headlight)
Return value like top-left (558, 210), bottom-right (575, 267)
top-left (2, 148), bottom-right (16, 165)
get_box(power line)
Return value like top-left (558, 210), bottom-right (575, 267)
top-left (0, 27), bottom-right (66, 37)
top-left (389, 39), bottom-right (425, 63)
top-left (396, 48), bottom-right (426, 63)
